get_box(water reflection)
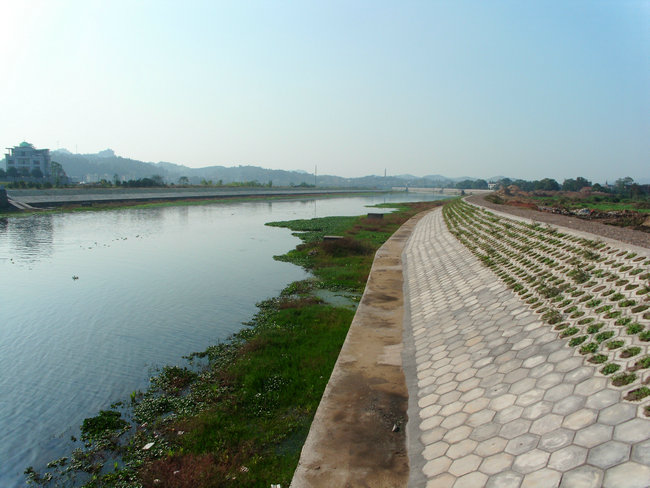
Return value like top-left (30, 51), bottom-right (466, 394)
top-left (0, 193), bottom-right (448, 486)
top-left (2, 214), bottom-right (54, 263)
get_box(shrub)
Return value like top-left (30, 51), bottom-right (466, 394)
top-left (626, 323), bottom-right (644, 335)
top-left (601, 363), bottom-right (620, 375)
top-left (595, 331), bottom-right (614, 343)
top-left (624, 387), bottom-right (650, 401)
top-left (589, 354), bottom-right (608, 364)
top-left (561, 327), bottom-right (579, 337)
top-left (621, 347), bottom-right (641, 358)
top-left (612, 373), bottom-right (637, 386)
top-left (580, 342), bottom-right (598, 354)
top-left (569, 336), bottom-right (588, 347)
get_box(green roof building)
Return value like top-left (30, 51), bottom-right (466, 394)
top-left (5, 142), bottom-right (52, 177)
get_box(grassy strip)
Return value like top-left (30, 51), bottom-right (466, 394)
top-left (27, 200), bottom-right (445, 487)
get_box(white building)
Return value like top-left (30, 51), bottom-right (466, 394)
top-left (5, 141), bottom-right (52, 177)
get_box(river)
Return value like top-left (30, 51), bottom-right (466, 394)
top-left (0, 192), bottom-right (446, 486)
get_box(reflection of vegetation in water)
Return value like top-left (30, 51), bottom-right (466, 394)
top-left (26, 200), bottom-right (445, 487)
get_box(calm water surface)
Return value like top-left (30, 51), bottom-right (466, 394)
top-left (0, 193), bottom-right (445, 486)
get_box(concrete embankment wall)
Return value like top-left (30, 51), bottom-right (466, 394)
top-left (392, 187), bottom-right (492, 195)
top-left (6, 187), bottom-right (386, 207)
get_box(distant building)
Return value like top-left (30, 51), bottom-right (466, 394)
top-left (5, 141), bottom-right (51, 177)
top-left (488, 182), bottom-right (497, 190)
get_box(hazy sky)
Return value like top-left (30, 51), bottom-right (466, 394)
top-left (1, 1), bottom-right (648, 182)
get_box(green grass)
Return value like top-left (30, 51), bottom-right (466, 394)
top-left (529, 194), bottom-right (650, 213)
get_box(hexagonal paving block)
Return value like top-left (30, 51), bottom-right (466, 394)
top-left (602, 461), bottom-right (650, 488)
top-left (448, 454), bottom-right (482, 477)
top-left (470, 422), bottom-right (502, 442)
top-left (500, 419), bottom-right (532, 440)
top-left (485, 470), bottom-right (523, 488)
top-left (544, 383), bottom-right (575, 402)
top-left (421, 426), bottom-right (447, 444)
top-left (558, 465), bottom-right (604, 488)
top-left (538, 428), bottom-right (574, 452)
top-left (573, 423), bottom-right (613, 448)
top-left (422, 455), bottom-right (452, 477)
top-left (516, 388), bottom-right (545, 407)
top-left (441, 411), bottom-right (469, 430)
top-left (598, 403), bottom-right (638, 426)
top-left (521, 467), bottom-right (561, 488)
top-left (530, 413), bottom-right (564, 436)
top-left (467, 408), bottom-right (496, 427)
top-left (422, 441), bottom-right (449, 461)
top-left (443, 425), bottom-right (473, 444)
top-left (584, 388), bottom-right (620, 410)
top-left (425, 472), bottom-right (456, 488)
top-left (479, 452), bottom-right (514, 475)
top-left (490, 393), bottom-right (517, 411)
top-left (475, 436), bottom-right (508, 457)
top-left (512, 448), bottom-right (550, 474)
top-left (574, 377), bottom-right (607, 396)
top-left (631, 438), bottom-right (650, 465)
top-left (552, 395), bottom-right (586, 416)
top-left (562, 408), bottom-right (597, 430)
top-left (445, 438), bottom-right (478, 460)
top-left (509, 377), bottom-right (537, 396)
top-left (563, 366), bottom-right (594, 385)
top-left (454, 471), bottom-right (489, 488)
top-left (587, 440), bottom-right (631, 469)
top-left (496, 405), bottom-right (525, 424)
top-left (505, 433), bottom-right (540, 455)
top-left (522, 401), bottom-right (553, 421)
top-left (459, 387), bottom-right (484, 403)
top-left (547, 445), bottom-right (587, 471)
top-left (613, 418), bottom-right (650, 444)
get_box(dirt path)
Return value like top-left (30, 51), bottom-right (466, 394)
top-left (466, 194), bottom-right (650, 249)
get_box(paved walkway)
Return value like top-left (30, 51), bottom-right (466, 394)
top-left (402, 208), bottom-right (650, 488)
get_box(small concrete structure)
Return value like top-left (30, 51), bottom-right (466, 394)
top-left (0, 186), bottom-right (8, 208)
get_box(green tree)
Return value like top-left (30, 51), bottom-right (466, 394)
top-left (31, 168), bottom-right (43, 179)
top-left (0, 167), bottom-right (6, 178)
top-left (7, 167), bottom-right (18, 177)
top-left (178, 176), bottom-right (189, 185)
top-left (50, 161), bottom-right (68, 186)
top-left (150, 174), bottom-right (165, 186)
top-left (614, 177), bottom-right (634, 195)
top-left (534, 178), bottom-right (560, 191)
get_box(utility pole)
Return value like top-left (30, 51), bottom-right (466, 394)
top-left (315, 165), bottom-right (317, 187)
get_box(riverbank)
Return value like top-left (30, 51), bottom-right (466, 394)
top-left (26, 200), bottom-right (447, 487)
top-left (1, 187), bottom-right (386, 211)
top-left (0, 188), bottom-right (393, 218)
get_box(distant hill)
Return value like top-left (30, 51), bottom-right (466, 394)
top-left (43, 149), bottom-right (461, 188)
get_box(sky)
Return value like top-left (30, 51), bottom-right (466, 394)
top-left (1, 0), bottom-right (648, 182)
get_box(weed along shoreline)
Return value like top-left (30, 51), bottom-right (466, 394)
top-left (25, 200), bottom-right (446, 487)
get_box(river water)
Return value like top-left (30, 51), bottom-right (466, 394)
top-left (0, 193), bottom-right (445, 486)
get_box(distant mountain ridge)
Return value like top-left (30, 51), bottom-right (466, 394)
top-left (45, 149), bottom-right (465, 188)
